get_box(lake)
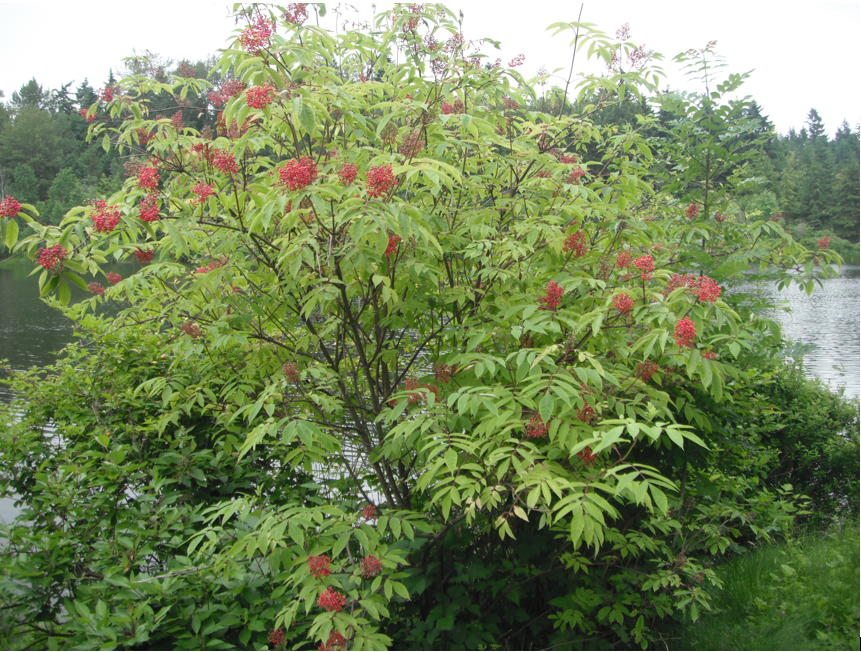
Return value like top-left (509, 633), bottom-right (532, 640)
top-left (1, 260), bottom-right (859, 523)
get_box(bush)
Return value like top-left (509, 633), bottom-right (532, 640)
top-left (0, 5), bottom-right (837, 650)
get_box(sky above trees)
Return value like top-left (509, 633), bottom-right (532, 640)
top-left (0, 2), bottom-right (858, 135)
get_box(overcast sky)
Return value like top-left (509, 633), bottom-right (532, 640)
top-left (1, 2), bottom-right (858, 136)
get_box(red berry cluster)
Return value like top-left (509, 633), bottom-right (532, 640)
top-left (362, 504), bottom-right (378, 520)
top-left (137, 165), bottom-right (160, 193)
top-left (78, 108), bottom-right (96, 122)
top-left (308, 555), bottom-right (332, 579)
top-left (433, 363), bottom-right (454, 384)
top-left (99, 87), bottom-right (113, 103)
top-left (562, 231), bottom-right (587, 257)
top-left (246, 84), bottom-right (276, 109)
top-left (213, 150), bottom-right (238, 175)
top-left (818, 236), bottom-right (831, 250)
top-left (577, 445), bottom-right (598, 466)
top-left (171, 111), bottom-right (185, 131)
top-left (538, 281), bottom-right (564, 311)
top-left (136, 128), bottom-right (154, 146)
top-left (317, 588), bottom-right (347, 613)
top-left (559, 154), bottom-right (578, 164)
top-left (338, 163), bottom-right (357, 185)
top-left (674, 316), bottom-right (696, 348)
top-left (714, 213), bottom-right (726, 223)
top-left (280, 363), bottom-right (300, 383)
top-left (636, 360), bottom-right (659, 382)
top-left (360, 555), bottom-right (383, 579)
top-left (399, 129), bottom-right (424, 158)
top-left (509, 54), bottom-right (525, 67)
top-left (207, 79), bottom-right (245, 106)
top-left (90, 200), bottom-right (121, 233)
top-left (318, 631), bottom-right (346, 652)
top-left (366, 165), bottom-right (396, 198)
top-left (665, 273), bottom-right (696, 296)
top-left (88, 282), bottom-right (105, 296)
top-left (134, 248), bottom-right (154, 264)
top-left (278, 157), bottom-right (318, 191)
top-left (616, 251), bottom-right (632, 268)
top-left (36, 245), bottom-right (68, 273)
top-left (685, 203), bottom-right (700, 219)
top-left (576, 404), bottom-right (597, 424)
top-left (613, 293), bottom-right (634, 314)
top-left (177, 62), bottom-right (196, 78)
top-left (239, 13), bottom-right (275, 55)
top-left (138, 195), bottom-right (160, 222)
top-left (567, 167), bottom-right (585, 184)
top-left (107, 272), bottom-right (122, 285)
top-left (0, 195), bottom-right (21, 218)
top-left (268, 628), bottom-right (286, 648)
top-left (180, 321), bottom-right (203, 338)
top-left (525, 415), bottom-right (549, 439)
top-left (695, 277), bottom-right (721, 303)
top-left (191, 183), bottom-right (216, 206)
top-left (702, 350), bottom-right (717, 360)
top-left (385, 234), bottom-right (401, 257)
top-left (633, 254), bottom-right (655, 280)
top-left (502, 96), bottom-right (519, 111)
top-left (283, 3), bottom-right (309, 25)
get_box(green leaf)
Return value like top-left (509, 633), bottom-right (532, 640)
top-left (3, 218), bottom-right (18, 249)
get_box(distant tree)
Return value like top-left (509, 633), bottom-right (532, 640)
top-left (0, 106), bottom-right (64, 197)
top-left (8, 164), bottom-right (40, 205)
top-left (832, 156), bottom-right (860, 241)
top-left (43, 167), bottom-right (86, 225)
top-left (10, 79), bottom-right (51, 112)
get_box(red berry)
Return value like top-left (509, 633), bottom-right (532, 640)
top-left (277, 157), bottom-right (318, 191)
top-left (538, 281), bottom-right (564, 311)
top-left (317, 587), bottom-right (347, 613)
top-left (674, 316), bottom-right (696, 348)
top-left (0, 195), bottom-right (21, 218)
top-left (366, 165), bottom-right (396, 198)
top-left (360, 555), bottom-right (383, 579)
top-left (107, 272), bottom-right (122, 285)
top-left (308, 555), bottom-right (332, 579)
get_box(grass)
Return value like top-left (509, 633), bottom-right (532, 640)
top-left (666, 521), bottom-right (860, 651)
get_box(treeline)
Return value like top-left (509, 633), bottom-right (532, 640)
top-left (0, 54), bottom-right (222, 232)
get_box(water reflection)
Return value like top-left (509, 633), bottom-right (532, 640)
top-left (734, 266), bottom-right (860, 399)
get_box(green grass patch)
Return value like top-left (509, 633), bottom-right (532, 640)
top-left (668, 522), bottom-right (860, 650)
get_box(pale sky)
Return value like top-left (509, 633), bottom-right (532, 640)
top-left (1, 2), bottom-right (858, 136)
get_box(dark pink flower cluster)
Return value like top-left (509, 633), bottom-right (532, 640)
top-left (171, 111), bottom-right (185, 131)
top-left (136, 128), bottom-right (154, 146)
top-left (674, 316), bottom-right (696, 348)
top-left (385, 234), bottom-right (401, 257)
top-left (665, 273), bottom-right (697, 296)
top-left (245, 84), bottom-right (276, 109)
top-left (139, 195), bottom-right (160, 222)
top-left (613, 293), bottom-right (634, 314)
top-left (434, 363), bottom-right (454, 384)
top-left (0, 195), bottom-right (21, 218)
top-left (177, 62), bottom-right (196, 78)
top-left (317, 587), bottom-right (347, 612)
top-left (107, 272), bottom-right (122, 285)
top-left (360, 555), bottom-right (383, 579)
top-left (714, 213), bottom-right (726, 223)
top-left (685, 203), bottom-right (700, 219)
top-left (702, 350), bottom-right (717, 359)
top-left (525, 415), bottom-right (549, 439)
top-left (99, 87), bottom-right (113, 103)
top-left (213, 150), bottom-right (238, 174)
top-left (362, 504), bottom-right (378, 520)
top-left (509, 54), bottom-right (525, 67)
top-left (180, 321), bottom-right (203, 338)
top-left (90, 200), bottom-right (121, 233)
top-left (88, 282), bottom-right (105, 296)
top-left (308, 555), bottom-right (332, 579)
top-left (278, 157), bottom-right (318, 191)
top-left (538, 281), bottom-right (564, 311)
top-left (577, 404), bottom-right (597, 424)
top-left (366, 165), bottom-right (396, 198)
top-left (78, 108), bottom-right (96, 122)
top-left (239, 13), bottom-right (275, 55)
top-left (818, 236), bottom-right (831, 250)
top-left (191, 183), bottom-right (216, 206)
top-left (134, 248), bottom-right (154, 264)
top-left (36, 245), bottom-right (68, 272)
top-left (560, 154), bottom-right (578, 164)
top-left (562, 231), bottom-right (587, 257)
top-left (338, 163), bottom-right (357, 185)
